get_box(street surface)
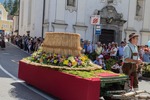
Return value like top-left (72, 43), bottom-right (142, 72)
top-left (0, 42), bottom-right (56, 100)
top-left (0, 42), bottom-right (149, 100)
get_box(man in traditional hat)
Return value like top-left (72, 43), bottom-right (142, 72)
top-left (122, 33), bottom-right (143, 91)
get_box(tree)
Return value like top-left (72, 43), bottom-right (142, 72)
top-left (7, 0), bottom-right (13, 14)
top-left (3, 0), bottom-right (9, 12)
top-left (11, 0), bottom-right (19, 15)
top-left (3, 0), bottom-right (19, 15)
top-left (3, 0), bottom-right (7, 9)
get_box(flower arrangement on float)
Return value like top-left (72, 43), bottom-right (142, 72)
top-left (27, 49), bottom-right (91, 68)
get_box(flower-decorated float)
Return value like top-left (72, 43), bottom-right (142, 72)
top-left (18, 32), bottom-right (128, 100)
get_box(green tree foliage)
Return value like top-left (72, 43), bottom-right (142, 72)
top-left (3, 0), bottom-right (9, 12)
top-left (7, 0), bottom-right (13, 14)
top-left (11, 0), bottom-right (19, 15)
top-left (3, 0), bottom-right (19, 15)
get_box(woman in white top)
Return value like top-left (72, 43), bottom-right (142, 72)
top-left (95, 42), bottom-right (102, 55)
top-left (110, 43), bottom-right (118, 59)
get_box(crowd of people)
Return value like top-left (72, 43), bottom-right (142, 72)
top-left (80, 39), bottom-right (150, 73)
top-left (10, 34), bottom-right (150, 74)
top-left (10, 35), bottom-right (43, 54)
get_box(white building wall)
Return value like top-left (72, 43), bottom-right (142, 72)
top-left (48, 0), bottom-right (56, 32)
top-left (65, 10), bottom-right (76, 33)
top-left (19, 0), bottom-right (30, 36)
top-left (127, 0), bottom-right (136, 30)
top-left (43, 0), bottom-right (50, 37)
top-left (23, 0), bottom-right (28, 33)
top-left (19, 0), bottom-right (24, 36)
top-left (142, 0), bottom-right (150, 31)
top-left (141, 0), bottom-right (150, 45)
top-left (19, 0), bottom-right (150, 45)
top-left (33, 0), bottom-right (43, 37)
top-left (30, 0), bottom-right (36, 37)
top-left (13, 16), bottom-right (18, 32)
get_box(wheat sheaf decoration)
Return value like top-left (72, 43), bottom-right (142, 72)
top-left (42, 32), bottom-right (82, 57)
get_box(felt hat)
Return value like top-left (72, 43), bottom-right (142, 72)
top-left (128, 33), bottom-right (139, 41)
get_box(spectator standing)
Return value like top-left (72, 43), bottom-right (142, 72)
top-left (95, 42), bottom-right (103, 55)
top-left (86, 40), bottom-right (93, 54)
top-left (110, 43), bottom-right (118, 59)
top-left (81, 42), bottom-right (85, 54)
top-left (118, 41), bottom-right (125, 59)
top-left (143, 45), bottom-right (150, 62)
top-left (83, 40), bottom-right (87, 53)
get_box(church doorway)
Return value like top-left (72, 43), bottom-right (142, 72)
top-left (99, 29), bottom-right (115, 44)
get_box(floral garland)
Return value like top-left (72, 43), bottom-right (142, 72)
top-left (27, 49), bottom-right (91, 68)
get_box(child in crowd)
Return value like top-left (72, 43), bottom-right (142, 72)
top-left (94, 54), bottom-right (106, 70)
top-left (93, 56), bottom-right (100, 66)
top-left (98, 54), bottom-right (106, 70)
top-left (111, 60), bottom-right (123, 73)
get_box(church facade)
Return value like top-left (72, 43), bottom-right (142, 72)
top-left (19, 0), bottom-right (150, 45)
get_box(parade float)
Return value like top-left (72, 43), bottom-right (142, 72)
top-left (18, 32), bottom-right (150, 100)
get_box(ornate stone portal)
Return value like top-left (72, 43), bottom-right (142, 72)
top-left (94, 5), bottom-right (126, 44)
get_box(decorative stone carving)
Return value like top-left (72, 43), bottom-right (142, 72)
top-left (97, 5), bottom-right (126, 25)
top-left (65, 0), bottom-right (77, 12)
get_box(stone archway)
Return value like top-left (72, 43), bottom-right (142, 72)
top-left (94, 5), bottom-right (126, 44)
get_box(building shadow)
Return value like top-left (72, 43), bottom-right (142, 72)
top-left (9, 82), bottom-right (58, 100)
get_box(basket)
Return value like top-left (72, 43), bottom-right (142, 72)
top-left (42, 32), bottom-right (82, 56)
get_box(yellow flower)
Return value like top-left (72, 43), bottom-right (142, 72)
top-left (63, 60), bottom-right (69, 65)
top-left (81, 56), bottom-right (86, 61)
top-left (54, 60), bottom-right (58, 64)
top-left (84, 55), bottom-right (88, 60)
top-left (62, 56), bottom-right (65, 58)
top-left (72, 61), bottom-right (77, 66)
top-left (54, 53), bottom-right (57, 57)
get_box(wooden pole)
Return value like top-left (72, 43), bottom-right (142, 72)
top-left (111, 90), bottom-right (150, 99)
